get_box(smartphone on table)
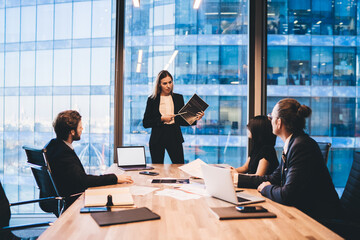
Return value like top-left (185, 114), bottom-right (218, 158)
top-left (139, 171), bottom-right (159, 176)
top-left (80, 207), bottom-right (108, 213)
top-left (235, 206), bottom-right (268, 213)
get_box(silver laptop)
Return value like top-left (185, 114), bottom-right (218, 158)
top-left (201, 164), bottom-right (265, 205)
top-left (117, 146), bottom-right (154, 171)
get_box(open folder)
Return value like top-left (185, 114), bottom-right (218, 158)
top-left (178, 94), bottom-right (209, 125)
top-left (84, 187), bottom-right (134, 207)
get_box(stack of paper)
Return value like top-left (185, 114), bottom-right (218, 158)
top-left (178, 158), bottom-right (207, 179)
top-left (84, 187), bottom-right (134, 207)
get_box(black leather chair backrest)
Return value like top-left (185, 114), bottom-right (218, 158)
top-left (317, 142), bottom-right (331, 164)
top-left (23, 146), bottom-right (61, 215)
top-left (340, 151), bottom-right (360, 220)
top-left (0, 181), bottom-right (11, 228)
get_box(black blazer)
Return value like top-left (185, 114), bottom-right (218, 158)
top-left (143, 93), bottom-right (194, 145)
top-left (237, 131), bottom-right (341, 220)
top-left (45, 138), bottom-right (117, 205)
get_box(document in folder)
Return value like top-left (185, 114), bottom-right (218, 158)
top-left (178, 94), bottom-right (209, 125)
top-left (84, 187), bottom-right (134, 207)
top-left (91, 207), bottom-right (160, 226)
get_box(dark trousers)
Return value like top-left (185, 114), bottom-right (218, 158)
top-left (150, 125), bottom-right (184, 164)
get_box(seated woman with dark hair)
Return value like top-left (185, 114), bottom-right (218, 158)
top-left (232, 115), bottom-right (278, 176)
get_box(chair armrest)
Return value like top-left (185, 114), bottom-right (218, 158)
top-left (10, 196), bottom-right (64, 207)
top-left (27, 163), bottom-right (47, 171)
top-left (0, 222), bottom-right (52, 232)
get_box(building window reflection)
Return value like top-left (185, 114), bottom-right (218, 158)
top-left (123, 1), bottom-right (248, 166)
top-left (0, 0), bottom-right (116, 213)
top-left (268, 0), bottom-right (360, 190)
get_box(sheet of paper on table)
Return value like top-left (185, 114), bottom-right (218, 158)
top-left (130, 185), bottom-right (159, 196)
top-left (178, 182), bottom-right (209, 196)
top-left (155, 189), bottom-right (202, 201)
top-left (178, 158), bottom-right (207, 179)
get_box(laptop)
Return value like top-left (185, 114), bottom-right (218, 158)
top-left (117, 146), bottom-right (154, 171)
top-left (201, 164), bottom-right (265, 205)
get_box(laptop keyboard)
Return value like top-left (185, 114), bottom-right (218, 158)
top-left (237, 196), bottom-right (250, 202)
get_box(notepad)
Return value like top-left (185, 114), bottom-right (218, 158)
top-left (91, 207), bottom-right (160, 226)
top-left (84, 187), bottom-right (134, 207)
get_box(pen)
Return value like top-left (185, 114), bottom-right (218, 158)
top-left (174, 186), bottom-right (196, 195)
top-left (174, 112), bottom-right (187, 116)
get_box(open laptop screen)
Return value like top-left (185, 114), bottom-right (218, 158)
top-left (117, 146), bottom-right (146, 167)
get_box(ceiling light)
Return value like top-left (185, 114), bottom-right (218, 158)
top-left (136, 50), bottom-right (143, 73)
top-left (164, 50), bottom-right (179, 70)
top-left (193, 0), bottom-right (202, 9)
top-left (133, 0), bottom-right (140, 8)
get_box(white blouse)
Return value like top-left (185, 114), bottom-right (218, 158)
top-left (159, 95), bottom-right (175, 124)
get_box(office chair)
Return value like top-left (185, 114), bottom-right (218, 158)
top-left (23, 146), bottom-right (65, 217)
top-left (317, 142), bottom-right (331, 164)
top-left (321, 151), bottom-right (360, 239)
top-left (0, 181), bottom-right (52, 240)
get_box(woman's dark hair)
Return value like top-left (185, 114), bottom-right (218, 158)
top-left (53, 110), bottom-right (82, 141)
top-left (150, 70), bottom-right (173, 99)
top-left (248, 115), bottom-right (276, 155)
top-left (276, 98), bottom-right (312, 133)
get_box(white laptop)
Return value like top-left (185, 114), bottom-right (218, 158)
top-left (201, 164), bottom-right (265, 205)
top-left (117, 146), bottom-right (154, 171)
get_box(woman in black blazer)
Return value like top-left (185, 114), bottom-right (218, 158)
top-left (143, 70), bottom-right (204, 164)
top-left (236, 98), bottom-right (340, 221)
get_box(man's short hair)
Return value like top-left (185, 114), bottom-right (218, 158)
top-left (53, 110), bottom-right (82, 141)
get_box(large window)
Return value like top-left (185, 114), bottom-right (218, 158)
top-left (0, 0), bottom-right (117, 213)
top-left (267, 0), bottom-right (359, 190)
top-left (123, 0), bottom-right (249, 165)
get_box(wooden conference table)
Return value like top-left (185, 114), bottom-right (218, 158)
top-left (38, 164), bottom-right (342, 240)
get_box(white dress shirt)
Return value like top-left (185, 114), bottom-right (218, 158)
top-left (159, 95), bottom-right (175, 124)
top-left (283, 134), bottom-right (293, 155)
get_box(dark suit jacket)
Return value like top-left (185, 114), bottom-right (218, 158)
top-left (143, 93), bottom-right (194, 145)
top-left (45, 138), bottom-right (117, 206)
top-left (237, 131), bottom-right (341, 220)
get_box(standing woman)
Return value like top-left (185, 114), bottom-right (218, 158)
top-left (143, 70), bottom-right (204, 164)
top-left (232, 115), bottom-right (278, 176)
top-left (236, 98), bottom-right (340, 220)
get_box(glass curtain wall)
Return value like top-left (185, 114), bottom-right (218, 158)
top-left (123, 0), bottom-right (249, 165)
top-left (0, 0), bottom-right (116, 213)
top-left (267, 0), bottom-right (359, 190)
